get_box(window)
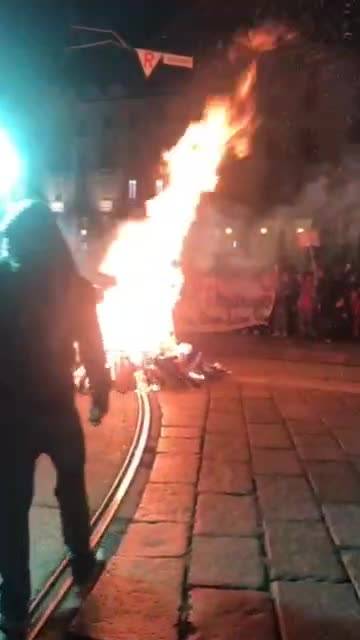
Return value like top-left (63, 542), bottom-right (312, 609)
top-left (128, 179), bottom-right (137, 200)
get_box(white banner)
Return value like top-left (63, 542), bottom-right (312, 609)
top-left (175, 268), bottom-right (277, 333)
top-left (163, 53), bottom-right (193, 69)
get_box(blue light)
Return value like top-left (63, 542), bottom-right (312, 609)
top-left (0, 129), bottom-right (22, 197)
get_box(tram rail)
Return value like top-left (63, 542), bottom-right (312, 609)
top-left (27, 390), bottom-right (152, 640)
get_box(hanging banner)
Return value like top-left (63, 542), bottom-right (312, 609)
top-left (163, 52), bottom-right (194, 69)
top-left (136, 48), bottom-right (162, 77)
top-left (135, 48), bottom-right (194, 76)
top-left (175, 266), bottom-right (276, 333)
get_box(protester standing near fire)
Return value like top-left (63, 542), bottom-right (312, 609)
top-left (0, 191), bottom-right (110, 638)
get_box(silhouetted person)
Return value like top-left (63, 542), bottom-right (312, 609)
top-left (0, 200), bottom-right (110, 638)
top-left (272, 269), bottom-right (291, 337)
top-left (297, 271), bottom-right (316, 338)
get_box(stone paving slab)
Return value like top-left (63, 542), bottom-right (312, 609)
top-left (198, 459), bottom-right (253, 495)
top-left (189, 536), bottom-right (264, 589)
top-left (194, 494), bottom-right (258, 537)
top-left (243, 397), bottom-right (282, 423)
top-left (323, 504), bottom-right (360, 547)
top-left (30, 507), bottom-right (63, 597)
top-left (209, 380), bottom-right (240, 399)
top-left (306, 461), bottom-right (360, 503)
top-left (256, 476), bottom-right (320, 521)
top-left (286, 419), bottom-right (329, 435)
top-left (265, 521), bottom-right (345, 582)
top-left (303, 389), bottom-right (343, 412)
top-left (157, 436), bottom-right (201, 454)
top-left (332, 429), bottom-right (360, 455)
top-left (203, 434), bottom-right (250, 462)
top-left (342, 551), bottom-right (360, 599)
top-left (149, 453), bottom-right (199, 484)
top-left (350, 457), bottom-right (360, 473)
top-left (73, 557), bottom-right (183, 640)
top-left (252, 449), bottom-right (302, 476)
top-left (322, 412), bottom-right (360, 429)
top-left (161, 412), bottom-right (205, 428)
top-left (248, 423), bottom-right (292, 449)
top-left (160, 426), bottom-right (201, 438)
top-left (241, 383), bottom-right (272, 397)
top-left (342, 394), bottom-right (360, 412)
top-left (134, 483), bottom-right (194, 523)
top-left (272, 581), bottom-right (360, 640)
top-left (272, 391), bottom-right (314, 421)
top-left (209, 397), bottom-right (243, 414)
top-left (189, 589), bottom-right (278, 640)
top-left (301, 394), bottom-right (344, 423)
top-left (293, 434), bottom-right (346, 461)
top-left (120, 522), bottom-right (189, 557)
top-left (160, 390), bottom-right (207, 428)
top-left (206, 411), bottom-right (246, 432)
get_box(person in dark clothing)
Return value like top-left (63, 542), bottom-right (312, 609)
top-left (316, 267), bottom-right (334, 341)
top-left (350, 281), bottom-right (360, 339)
top-left (297, 271), bottom-right (316, 338)
top-left (0, 200), bottom-right (110, 637)
top-left (272, 269), bottom-right (291, 337)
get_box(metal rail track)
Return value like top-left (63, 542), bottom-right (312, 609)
top-left (27, 390), bottom-right (152, 640)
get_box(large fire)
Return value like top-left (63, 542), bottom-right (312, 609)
top-left (96, 27), bottom-right (291, 370)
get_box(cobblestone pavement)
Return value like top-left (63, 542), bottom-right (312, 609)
top-left (30, 391), bottom-right (138, 599)
top-left (72, 369), bottom-right (360, 640)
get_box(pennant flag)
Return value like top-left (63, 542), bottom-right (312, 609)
top-left (136, 49), bottom-right (162, 77)
top-left (163, 53), bottom-right (193, 69)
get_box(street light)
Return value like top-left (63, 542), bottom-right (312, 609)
top-left (99, 198), bottom-right (113, 213)
top-left (50, 200), bottom-right (65, 213)
top-left (0, 129), bottom-right (22, 198)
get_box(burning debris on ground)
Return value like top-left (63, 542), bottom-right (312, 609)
top-left (74, 343), bottom-right (229, 394)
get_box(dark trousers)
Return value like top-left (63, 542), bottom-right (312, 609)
top-left (0, 405), bottom-right (92, 623)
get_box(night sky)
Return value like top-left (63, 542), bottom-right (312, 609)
top-left (1, 0), bottom-right (358, 82)
top-left (0, 1), bottom-right (359, 111)
top-left (1, 0), bottom-right (359, 209)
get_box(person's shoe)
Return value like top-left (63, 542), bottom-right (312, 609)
top-left (0, 616), bottom-right (28, 639)
top-left (72, 549), bottom-right (105, 599)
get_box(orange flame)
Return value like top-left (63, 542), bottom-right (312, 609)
top-left (229, 23), bottom-right (297, 62)
top-left (96, 30), bottom-right (273, 367)
top-left (247, 24), bottom-right (297, 52)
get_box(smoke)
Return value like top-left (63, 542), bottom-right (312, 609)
top-left (270, 154), bottom-right (360, 240)
top-left (220, 22), bottom-right (360, 215)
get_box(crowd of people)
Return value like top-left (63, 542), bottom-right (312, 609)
top-left (271, 260), bottom-right (360, 341)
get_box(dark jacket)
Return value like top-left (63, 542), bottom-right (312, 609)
top-left (0, 201), bottom-right (109, 413)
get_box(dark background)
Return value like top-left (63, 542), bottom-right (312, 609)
top-left (1, 1), bottom-right (358, 88)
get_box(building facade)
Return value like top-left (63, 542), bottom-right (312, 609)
top-left (43, 78), bottom-right (194, 221)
